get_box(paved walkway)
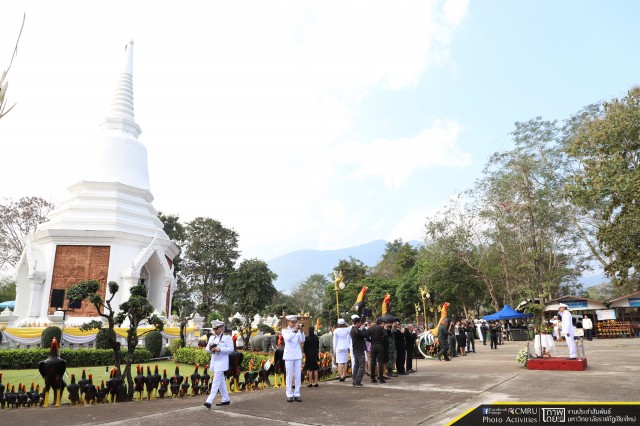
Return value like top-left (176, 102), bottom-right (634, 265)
top-left (2, 337), bottom-right (638, 425)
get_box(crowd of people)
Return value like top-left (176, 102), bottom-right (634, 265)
top-left (202, 314), bottom-right (509, 407)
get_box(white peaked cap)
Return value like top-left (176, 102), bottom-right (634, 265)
top-left (286, 315), bottom-right (298, 321)
top-left (337, 318), bottom-right (346, 325)
top-left (211, 319), bottom-right (224, 327)
top-left (558, 303), bottom-right (569, 309)
top-left (351, 314), bottom-right (361, 320)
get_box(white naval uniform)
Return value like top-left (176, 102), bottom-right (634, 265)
top-left (333, 327), bottom-right (352, 364)
top-left (205, 332), bottom-right (233, 405)
top-left (560, 310), bottom-right (576, 358)
top-left (282, 326), bottom-right (305, 398)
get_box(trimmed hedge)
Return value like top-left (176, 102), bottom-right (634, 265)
top-left (145, 330), bottom-right (163, 358)
top-left (173, 347), bottom-right (270, 371)
top-left (0, 348), bottom-right (152, 369)
top-left (41, 326), bottom-right (62, 349)
top-left (95, 328), bottom-right (116, 350)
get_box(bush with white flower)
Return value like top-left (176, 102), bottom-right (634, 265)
top-left (516, 348), bottom-right (529, 366)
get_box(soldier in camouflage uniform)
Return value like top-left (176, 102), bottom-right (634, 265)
top-left (386, 322), bottom-right (398, 376)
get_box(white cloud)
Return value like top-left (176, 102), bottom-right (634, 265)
top-left (333, 120), bottom-right (471, 187)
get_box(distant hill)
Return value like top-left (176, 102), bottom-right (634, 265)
top-left (268, 240), bottom-right (608, 293)
top-left (268, 240), bottom-right (388, 293)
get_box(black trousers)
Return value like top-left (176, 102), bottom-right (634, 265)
top-left (585, 329), bottom-right (593, 341)
top-left (437, 343), bottom-right (449, 359)
top-left (370, 347), bottom-right (384, 380)
top-left (396, 347), bottom-right (406, 373)
top-left (405, 345), bottom-right (414, 371)
top-left (490, 336), bottom-right (498, 349)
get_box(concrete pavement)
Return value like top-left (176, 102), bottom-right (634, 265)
top-left (1, 337), bottom-right (638, 425)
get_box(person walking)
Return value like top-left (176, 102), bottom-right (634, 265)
top-left (436, 318), bottom-right (451, 361)
top-left (489, 321), bottom-right (499, 350)
top-left (582, 314), bottom-right (594, 341)
top-left (404, 324), bottom-right (418, 373)
top-left (367, 318), bottom-right (387, 383)
top-left (558, 303), bottom-right (577, 359)
top-left (456, 321), bottom-right (467, 356)
top-left (282, 314), bottom-right (305, 402)
top-left (480, 321), bottom-right (488, 345)
top-left (303, 325), bottom-right (320, 388)
top-left (349, 315), bottom-right (368, 388)
top-left (466, 320), bottom-right (476, 353)
top-left (448, 321), bottom-right (458, 357)
top-left (333, 318), bottom-right (351, 382)
top-left (204, 320), bottom-right (233, 409)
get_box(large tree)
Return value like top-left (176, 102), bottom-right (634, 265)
top-left (224, 258), bottom-right (277, 344)
top-left (0, 196), bottom-right (54, 269)
top-left (0, 276), bottom-right (16, 303)
top-left (289, 273), bottom-right (328, 318)
top-left (371, 239), bottom-right (419, 280)
top-left (564, 87), bottom-right (640, 287)
top-left (182, 217), bottom-right (239, 319)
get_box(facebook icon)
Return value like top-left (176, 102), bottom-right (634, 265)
top-left (483, 408), bottom-right (490, 415)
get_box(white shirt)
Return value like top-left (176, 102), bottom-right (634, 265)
top-left (205, 333), bottom-right (233, 372)
top-left (560, 310), bottom-right (574, 337)
top-left (333, 327), bottom-right (352, 351)
top-left (282, 327), bottom-right (305, 360)
top-left (582, 317), bottom-right (593, 330)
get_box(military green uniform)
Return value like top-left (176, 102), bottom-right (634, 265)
top-left (386, 326), bottom-right (397, 374)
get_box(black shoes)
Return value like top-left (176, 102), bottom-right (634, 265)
top-left (353, 383), bottom-right (364, 388)
top-left (371, 378), bottom-right (378, 383)
top-left (204, 402), bottom-right (211, 409)
top-left (313, 384), bottom-right (318, 387)
top-left (307, 384), bottom-right (313, 387)
top-left (287, 397), bottom-right (293, 402)
top-left (216, 401), bottom-right (230, 406)
top-left (295, 397), bottom-right (302, 402)
top-left (339, 377), bottom-right (346, 382)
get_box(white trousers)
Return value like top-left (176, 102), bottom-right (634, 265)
top-left (206, 370), bottom-right (229, 404)
top-left (566, 334), bottom-right (577, 358)
top-left (284, 359), bottom-right (301, 397)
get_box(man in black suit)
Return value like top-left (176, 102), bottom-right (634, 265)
top-left (404, 324), bottom-right (418, 373)
top-left (395, 322), bottom-right (407, 374)
top-left (349, 315), bottom-right (368, 387)
top-left (367, 318), bottom-right (387, 383)
top-left (436, 318), bottom-right (451, 361)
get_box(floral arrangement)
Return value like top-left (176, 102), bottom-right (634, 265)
top-left (516, 348), bottom-right (529, 366)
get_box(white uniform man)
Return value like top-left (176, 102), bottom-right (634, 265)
top-left (204, 320), bottom-right (233, 408)
top-left (282, 314), bottom-right (305, 402)
top-left (558, 303), bottom-right (577, 359)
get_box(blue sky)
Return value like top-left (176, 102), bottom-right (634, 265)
top-left (1, 1), bottom-right (638, 267)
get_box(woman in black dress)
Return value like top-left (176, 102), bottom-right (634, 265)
top-left (456, 321), bottom-right (467, 356)
top-left (303, 326), bottom-right (320, 387)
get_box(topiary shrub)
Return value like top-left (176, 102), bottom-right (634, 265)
top-left (0, 348), bottom-right (152, 369)
top-left (144, 330), bottom-right (163, 358)
top-left (95, 328), bottom-right (116, 350)
top-left (169, 338), bottom-right (183, 354)
top-left (41, 326), bottom-right (62, 348)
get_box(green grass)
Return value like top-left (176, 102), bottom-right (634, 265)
top-left (0, 361), bottom-right (199, 405)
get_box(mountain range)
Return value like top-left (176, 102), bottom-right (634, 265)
top-left (268, 240), bottom-right (389, 293)
top-left (267, 240), bottom-right (608, 294)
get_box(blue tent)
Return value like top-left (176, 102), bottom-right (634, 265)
top-left (483, 304), bottom-right (532, 320)
top-left (0, 300), bottom-right (15, 310)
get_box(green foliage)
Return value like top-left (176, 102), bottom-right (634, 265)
top-left (183, 217), bottom-right (240, 318)
top-left (565, 87), bottom-right (640, 285)
top-left (372, 239), bottom-right (419, 280)
top-left (173, 347), bottom-right (210, 365)
top-left (332, 257), bottom-right (369, 284)
top-left (40, 326), bottom-right (62, 349)
top-left (145, 330), bottom-right (163, 358)
top-left (289, 274), bottom-right (327, 318)
top-left (225, 258), bottom-right (278, 320)
top-left (0, 276), bottom-right (16, 303)
top-left (257, 323), bottom-right (276, 335)
top-left (95, 328), bottom-right (116, 350)
top-left (0, 348), bottom-right (151, 369)
top-left (169, 338), bottom-right (184, 355)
